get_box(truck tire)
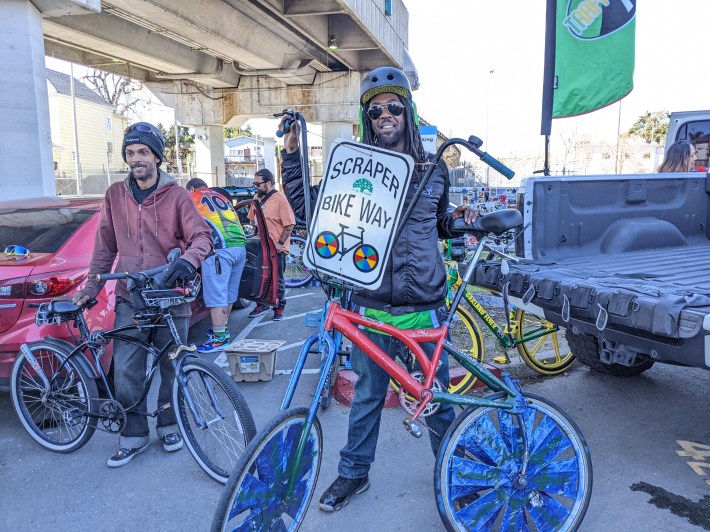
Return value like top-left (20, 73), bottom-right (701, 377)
top-left (565, 331), bottom-right (654, 377)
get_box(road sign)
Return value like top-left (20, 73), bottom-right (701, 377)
top-left (304, 139), bottom-right (414, 289)
top-left (420, 125), bottom-right (437, 154)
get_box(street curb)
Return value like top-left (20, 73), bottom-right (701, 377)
top-left (333, 363), bottom-right (504, 408)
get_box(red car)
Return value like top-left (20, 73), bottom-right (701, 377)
top-left (0, 195), bottom-right (277, 391)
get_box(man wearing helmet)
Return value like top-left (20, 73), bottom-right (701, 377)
top-left (73, 122), bottom-right (212, 468)
top-left (280, 67), bottom-right (478, 512)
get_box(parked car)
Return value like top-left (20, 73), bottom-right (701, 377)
top-left (0, 195), bottom-right (277, 392)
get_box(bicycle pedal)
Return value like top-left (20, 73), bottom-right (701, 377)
top-left (493, 355), bottom-right (511, 364)
top-left (403, 418), bottom-right (422, 438)
top-left (149, 403), bottom-right (172, 417)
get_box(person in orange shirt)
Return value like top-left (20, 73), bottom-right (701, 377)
top-left (247, 169), bottom-right (295, 321)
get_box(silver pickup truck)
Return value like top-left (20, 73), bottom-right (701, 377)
top-left (473, 111), bottom-right (710, 376)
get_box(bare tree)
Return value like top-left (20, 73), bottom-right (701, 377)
top-left (82, 68), bottom-right (142, 118)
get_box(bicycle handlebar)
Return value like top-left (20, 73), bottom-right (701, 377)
top-left (96, 264), bottom-right (168, 284)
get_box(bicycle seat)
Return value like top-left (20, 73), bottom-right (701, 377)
top-left (450, 209), bottom-right (523, 236)
top-left (48, 299), bottom-right (81, 314)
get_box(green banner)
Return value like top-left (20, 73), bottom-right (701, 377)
top-left (553, 0), bottom-right (636, 118)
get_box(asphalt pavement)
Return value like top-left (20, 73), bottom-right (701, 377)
top-left (1, 285), bottom-right (710, 531)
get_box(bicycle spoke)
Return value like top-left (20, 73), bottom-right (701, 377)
top-left (527, 491), bottom-right (575, 530)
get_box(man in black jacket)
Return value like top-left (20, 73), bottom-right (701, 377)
top-left (280, 66), bottom-right (478, 512)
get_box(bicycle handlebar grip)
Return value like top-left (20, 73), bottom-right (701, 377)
top-left (96, 272), bottom-right (128, 283)
top-left (276, 117), bottom-right (294, 138)
top-left (481, 153), bottom-right (515, 180)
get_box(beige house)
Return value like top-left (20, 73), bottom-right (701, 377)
top-left (46, 69), bottom-right (128, 195)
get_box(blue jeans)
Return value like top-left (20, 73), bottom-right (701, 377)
top-left (338, 321), bottom-right (456, 479)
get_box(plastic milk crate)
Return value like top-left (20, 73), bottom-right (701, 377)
top-left (225, 339), bottom-right (286, 382)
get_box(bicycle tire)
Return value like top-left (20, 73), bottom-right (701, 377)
top-left (212, 407), bottom-right (322, 531)
top-left (435, 391), bottom-right (592, 531)
top-left (514, 309), bottom-right (575, 375)
top-left (285, 235), bottom-right (313, 288)
top-left (389, 306), bottom-right (484, 396)
top-left (11, 340), bottom-right (98, 453)
top-left (174, 357), bottom-right (257, 484)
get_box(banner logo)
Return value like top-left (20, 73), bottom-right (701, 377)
top-left (563, 0), bottom-right (636, 40)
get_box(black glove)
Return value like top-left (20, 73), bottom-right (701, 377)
top-left (163, 258), bottom-right (196, 288)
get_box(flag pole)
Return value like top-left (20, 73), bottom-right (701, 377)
top-left (540, 0), bottom-right (557, 176)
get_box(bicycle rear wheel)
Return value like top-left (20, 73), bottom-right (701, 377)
top-left (388, 306), bottom-right (483, 396)
top-left (212, 407), bottom-right (322, 531)
top-left (11, 340), bottom-right (98, 452)
top-left (514, 309), bottom-right (574, 375)
top-left (174, 357), bottom-right (257, 484)
top-left (435, 392), bottom-right (592, 531)
top-left (285, 235), bottom-right (313, 288)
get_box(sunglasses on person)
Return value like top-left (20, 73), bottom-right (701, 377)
top-left (253, 180), bottom-right (267, 186)
top-left (366, 102), bottom-right (406, 120)
top-left (124, 123), bottom-right (163, 140)
top-left (4, 244), bottom-right (30, 259)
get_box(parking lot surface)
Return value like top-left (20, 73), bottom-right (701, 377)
top-left (2, 285), bottom-right (710, 531)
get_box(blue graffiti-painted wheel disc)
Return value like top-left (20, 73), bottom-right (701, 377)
top-left (434, 392), bottom-right (592, 531)
top-left (213, 408), bottom-right (322, 531)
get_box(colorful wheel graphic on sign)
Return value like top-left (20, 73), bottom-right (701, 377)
top-left (315, 231), bottom-right (338, 259)
top-left (353, 244), bottom-right (378, 272)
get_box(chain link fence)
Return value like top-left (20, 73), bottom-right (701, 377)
top-left (55, 167), bottom-right (195, 196)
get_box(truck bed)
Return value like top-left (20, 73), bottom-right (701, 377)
top-left (476, 242), bottom-right (710, 338)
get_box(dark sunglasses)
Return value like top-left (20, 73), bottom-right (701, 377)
top-left (366, 102), bottom-right (406, 120)
top-left (253, 181), bottom-right (266, 186)
top-left (124, 123), bottom-right (163, 140)
top-left (4, 244), bottom-right (29, 258)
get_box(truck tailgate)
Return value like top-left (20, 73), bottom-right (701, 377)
top-left (474, 243), bottom-right (710, 340)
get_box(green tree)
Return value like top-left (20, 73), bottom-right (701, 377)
top-left (156, 123), bottom-right (194, 173)
top-left (224, 124), bottom-right (253, 139)
top-left (627, 110), bottom-right (670, 146)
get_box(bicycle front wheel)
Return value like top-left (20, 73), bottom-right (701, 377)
top-left (435, 392), bottom-right (592, 531)
top-left (285, 235), bottom-right (313, 288)
top-left (10, 340), bottom-right (98, 453)
top-left (514, 309), bottom-right (575, 375)
top-left (174, 357), bottom-right (257, 484)
top-left (212, 407), bottom-right (322, 532)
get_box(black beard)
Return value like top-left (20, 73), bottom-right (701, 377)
top-left (256, 188), bottom-right (267, 197)
top-left (375, 131), bottom-right (402, 149)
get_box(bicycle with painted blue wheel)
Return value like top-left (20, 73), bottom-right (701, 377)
top-left (212, 113), bottom-right (592, 531)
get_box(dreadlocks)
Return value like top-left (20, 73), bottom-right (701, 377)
top-left (361, 96), bottom-right (426, 166)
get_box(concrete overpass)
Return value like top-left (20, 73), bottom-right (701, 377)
top-left (2, 0), bottom-right (417, 197)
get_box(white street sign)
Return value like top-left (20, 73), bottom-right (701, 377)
top-left (304, 139), bottom-right (414, 289)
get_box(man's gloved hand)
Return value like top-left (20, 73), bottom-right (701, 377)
top-left (163, 258), bottom-right (196, 288)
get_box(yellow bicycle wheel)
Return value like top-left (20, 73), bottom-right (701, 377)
top-left (388, 306), bottom-right (484, 396)
top-left (514, 308), bottom-right (574, 375)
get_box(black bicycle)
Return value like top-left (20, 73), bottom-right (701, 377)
top-left (10, 266), bottom-right (256, 484)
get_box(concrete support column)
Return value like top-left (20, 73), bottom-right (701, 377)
top-left (193, 125), bottom-right (225, 187)
top-left (1, 0), bottom-right (55, 198)
top-left (322, 121), bottom-right (356, 163)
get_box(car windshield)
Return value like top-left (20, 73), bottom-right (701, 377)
top-left (0, 207), bottom-right (95, 254)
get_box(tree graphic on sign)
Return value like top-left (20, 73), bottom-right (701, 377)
top-left (352, 178), bottom-right (373, 195)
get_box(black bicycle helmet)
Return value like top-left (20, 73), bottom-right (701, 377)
top-left (360, 66), bottom-right (412, 105)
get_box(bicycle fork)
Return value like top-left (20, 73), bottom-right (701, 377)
top-left (20, 344), bottom-right (51, 398)
top-left (174, 350), bottom-right (225, 429)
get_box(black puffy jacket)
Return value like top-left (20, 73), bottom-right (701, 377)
top-left (281, 149), bottom-right (460, 316)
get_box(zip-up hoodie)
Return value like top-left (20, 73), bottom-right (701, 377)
top-left (83, 169), bottom-right (212, 301)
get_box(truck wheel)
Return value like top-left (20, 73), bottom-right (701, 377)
top-left (565, 331), bottom-right (654, 377)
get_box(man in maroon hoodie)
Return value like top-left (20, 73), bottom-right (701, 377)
top-left (73, 122), bottom-right (212, 467)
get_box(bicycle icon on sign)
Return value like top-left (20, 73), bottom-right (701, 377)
top-left (315, 223), bottom-right (379, 273)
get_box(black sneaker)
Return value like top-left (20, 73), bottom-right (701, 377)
top-left (248, 304), bottom-right (270, 318)
top-left (318, 475), bottom-right (370, 512)
top-left (161, 433), bottom-right (184, 452)
top-left (107, 443), bottom-right (149, 467)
